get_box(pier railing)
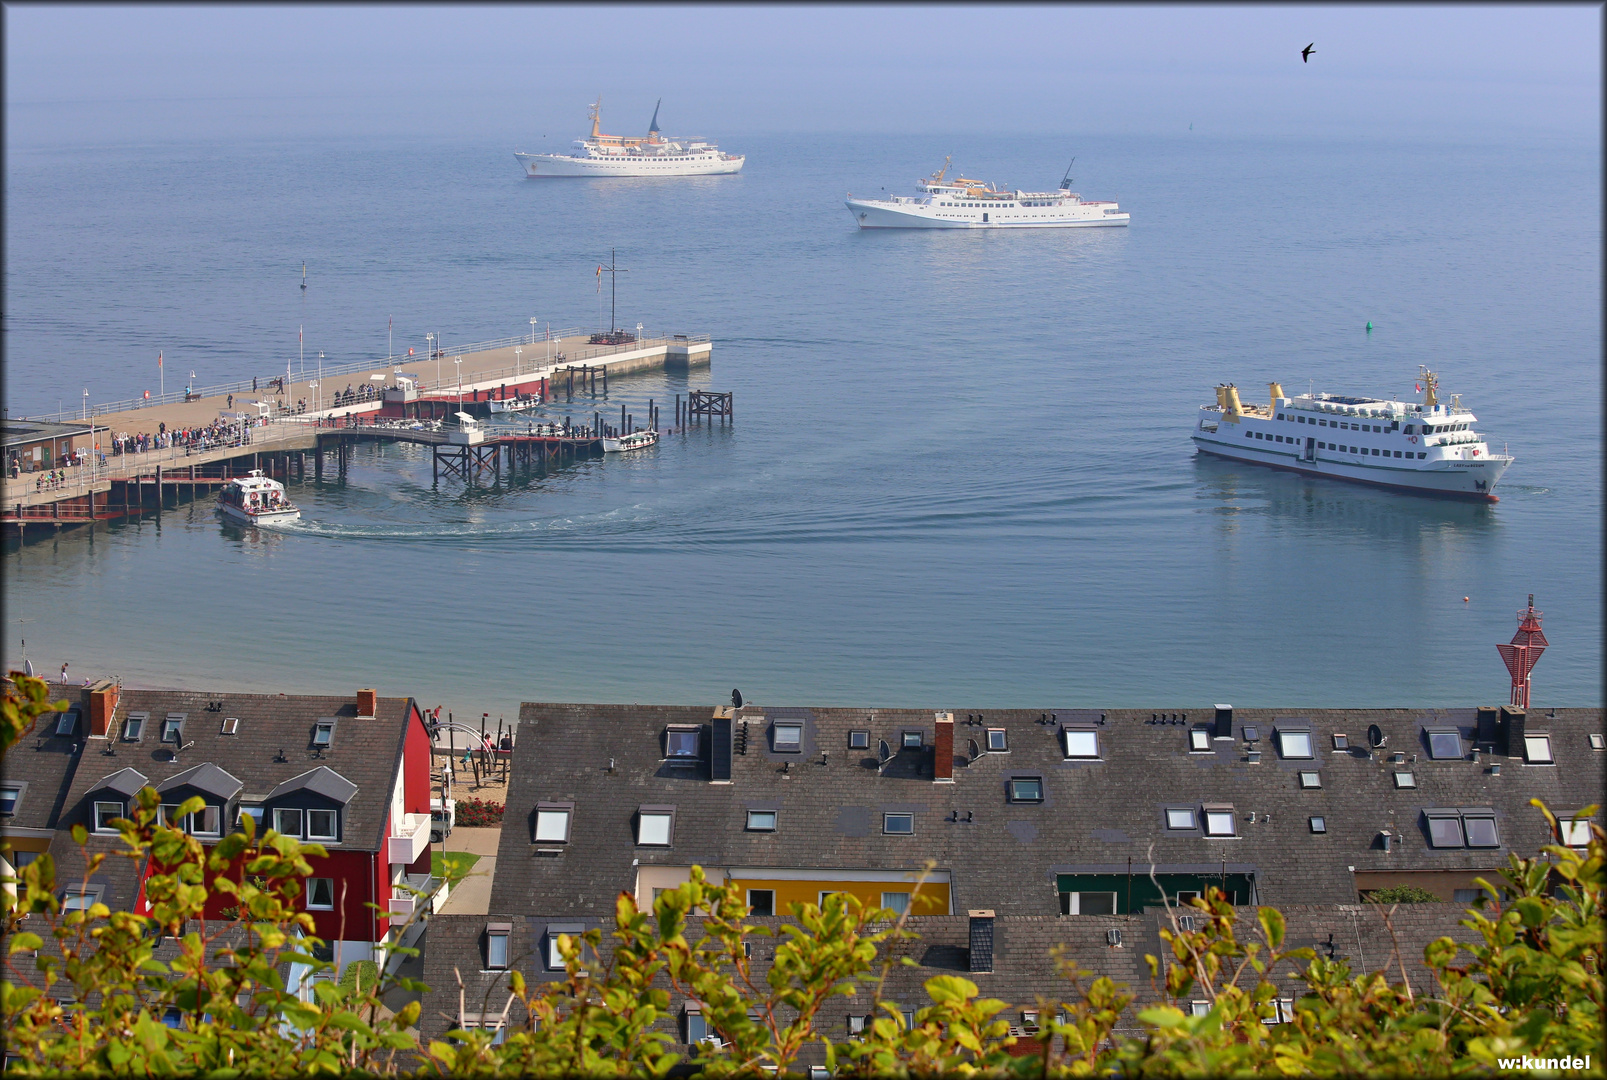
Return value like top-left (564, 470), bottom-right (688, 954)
top-left (12, 329), bottom-right (712, 423)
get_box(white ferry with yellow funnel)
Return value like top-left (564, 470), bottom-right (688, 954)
top-left (1192, 368), bottom-right (1513, 501)
top-left (846, 159), bottom-right (1129, 229)
top-left (514, 99), bottom-right (744, 177)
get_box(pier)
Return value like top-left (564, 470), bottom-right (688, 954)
top-left (3, 326), bottom-right (721, 540)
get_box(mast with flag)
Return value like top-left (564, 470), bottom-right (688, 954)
top-left (158, 350), bottom-right (164, 398)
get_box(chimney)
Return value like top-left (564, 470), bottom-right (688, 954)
top-left (933, 712), bottom-right (954, 783)
top-left (1499, 706), bottom-right (1525, 757)
top-left (1475, 706), bottom-right (1500, 748)
top-left (968, 910), bottom-right (995, 973)
top-left (357, 688), bottom-right (378, 718)
top-left (1213, 704), bottom-right (1234, 740)
top-left (87, 679), bottom-right (119, 739)
top-left (710, 713), bottom-right (733, 783)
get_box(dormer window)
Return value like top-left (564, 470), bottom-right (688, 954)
top-left (191, 806), bottom-right (222, 837)
top-left (534, 803), bottom-right (573, 845)
top-left (986, 729), bottom-right (1008, 752)
top-left (307, 808), bottom-right (338, 841)
top-left (273, 808), bottom-right (304, 837)
top-left (1062, 728), bottom-right (1099, 759)
top-left (93, 801), bottom-right (123, 833)
top-left (772, 722), bottom-right (803, 753)
top-left (312, 720), bottom-right (336, 748)
top-left (665, 725), bottom-right (700, 762)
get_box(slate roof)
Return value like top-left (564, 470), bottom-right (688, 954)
top-left (1, 692), bottom-right (90, 836)
top-left (157, 762), bottom-right (244, 802)
top-left (412, 903), bottom-right (1486, 1062)
top-left (491, 703), bottom-right (1605, 918)
top-left (267, 765), bottom-right (360, 804)
top-left (45, 687), bottom-right (419, 912)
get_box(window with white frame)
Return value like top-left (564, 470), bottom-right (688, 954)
top-left (747, 889), bottom-right (775, 916)
top-left (637, 807), bottom-right (674, 846)
top-left (1523, 733), bottom-right (1554, 764)
top-left (546, 924), bottom-right (584, 970)
top-left (1166, 807), bottom-right (1198, 831)
top-left (1560, 818), bottom-right (1593, 847)
top-left (1275, 727), bottom-right (1313, 759)
top-left (307, 808), bottom-right (337, 841)
top-left (93, 801), bottom-right (123, 832)
top-left (883, 812), bottom-right (915, 835)
top-left (745, 809), bottom-right (777, 832)
top-left (881, 891), bottom-right (911, 916)
top-left (190, 805), bottom-right (222, 837)
top-left (220, 717), bottom-right (239, 735)
top-left (534, 803), bottom-right (572, 844)
top-left (987, 728), bottom-right (1008, 752)
top-left (846, 1014), bottom-right (868, 1036)
top-left (1298, 771), bottom-right (1322, 789)
top-left (306, 878), bottom-right (335, 910)
top-left (485, 922), bottom-right (511, 970)
top-left (1202, 805), bottom-right (1237, 837)
top-left (1062, 728), bottom-right (1099, 759)
top-left (1189, 728), bottom-right (1212, 752)
top-left (1424, 728), bottom-right (1463, 759)
top-left (273, 808), bottom-right (304, 837)
top-left (772, 722), bottom-right (803, 753)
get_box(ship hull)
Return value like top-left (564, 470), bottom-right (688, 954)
top-left (845, 197), bottom-right (1129, 230)
top-left (1192, 436), bottom-right (1509, 502)
top-left (516, 152), bottom-right (744, 177)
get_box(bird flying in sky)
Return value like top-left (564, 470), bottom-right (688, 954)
top-left (1302, 42), bottom-right (1316, 63)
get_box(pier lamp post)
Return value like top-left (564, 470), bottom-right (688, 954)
top-left (82, 388), bottom-right (89, 421)
top-left (427, 333), bottom-right (437, 391)
top-left (514, 346), bottom-right (522, 376)
top-left (317, 352), bottom-right (324, 413)
top-left (530, 317), bottom-right (538, 345)
top-left (636, 322), bottom-right (643, 344)
top-left (308, 381), bottom-right (318, 417)
top-left (455, 357), bottom-right (463, 411)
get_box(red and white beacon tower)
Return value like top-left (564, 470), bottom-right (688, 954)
top-left (1496, 594), bottom-right (1548, 709)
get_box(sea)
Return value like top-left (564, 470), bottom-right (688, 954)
top-left (3, 130), bottom-right (1601, 725)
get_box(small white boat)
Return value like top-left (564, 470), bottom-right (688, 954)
top-left (602, 429), bottom-right (660, 453)
top-left (217, 469), bottom-right (300, 525)
top-left (488, 392), bottom-right (539, 414)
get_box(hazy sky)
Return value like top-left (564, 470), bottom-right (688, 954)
top-left (4, 4), bottom-right (1601, 145)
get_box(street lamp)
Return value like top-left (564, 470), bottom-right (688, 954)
top-left (636, 322), bottom-right (643, 344)
top-left (455, 357), bottom-right (463, 411)
top-left (317, 352), bottom-right (324, 413)
top-left (514, 346), bottom-right (522, 376)
top-left (530, 317), bottom-right (537, 345)
top-left (82, 388), bottom-right (89, 421)
top-left (427, 333), bottom-right (437, 392)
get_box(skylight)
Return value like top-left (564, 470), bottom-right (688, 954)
top-left (1394, 772), bottom-right (1416, 788)
top-left (1275, 728), bottom-right (1313, 759)
top-left (1332, 734), bottom-right (1349, 751)
top-left (901, 731), bottom-right (923, 750)
top-left (987, 729), bottom-right (1008, 752)
top-left (746, 810), bottom-right (777, 832)
top-left (1062, 729), bottom-right (1099, 759)
top-left (1189, 729), bottom-right (1212, 752)
top-left (637, 807), bottom-right (674, 846)
top-left (883, 813), bottom-right (914, 835)
top-left (772, 722), bottom-right (802, 753)
top-left (1561, 819), bottom-right (1592, 847)
top-left (1425, 728), bottom-right (1463, 759)
top-left (848, 731), bottom-right (869, 750)
top-left (1202, 806), bottom-right (1236, 837)
top-left (1523, 734), bottom-right (1554, 765)
top-left (665, 726), bottom-right (700, 761)
top-left (1166, 807), bottom-right (1198, 830)
top-left (1309, 816), bottom-right (1327, 834)
top-left (1298, 771), bottom-right (1322, 789)
top-left (1008, 778), bottom-right (1044, 803)
top-left (534, 803), bottom-right (573, 844)
top-left (312, 720), bottom-right (336, 747)
top-left (56, 711), bottom-right (79, 737)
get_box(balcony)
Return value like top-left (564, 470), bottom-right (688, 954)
top-left (388, 873), bottom-right (443, 928)
top-left (387, 812), bottom-right (430, 866)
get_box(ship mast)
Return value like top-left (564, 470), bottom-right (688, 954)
top-left (589, 98), bottom-right (602, 139)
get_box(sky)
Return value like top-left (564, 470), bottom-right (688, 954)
top-left (3, 4), bottom-right (1601, 146)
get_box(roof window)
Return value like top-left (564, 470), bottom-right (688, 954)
top-left (1424, 727), bottom-right (1463, 759)
top-left (56, 710), bottom-right (80, 737)
top-left (1298, 771), bottom-right (1322, 789)
top-left (1464, 811), bottom-right (1499, 848)
top-left (901, 730), bottom-right (924, 750)
top-left (772, 722), bottom-right (803, 753)
top-left (1008, 777), bottom-right (1044, 803)
top-left (221, 717), bottom-right (240, 736)
top-left (1426, 810), bottom-right (1464, 848)
top-left (534, 802), bottom-right (573, 845)
top-left (1560, 817), bottom-right (1593, 847)
top-left (1189, 728), bottom-right (1212, 753)
top-left (1062, 728), bottom-right (1099, 759)
top-left (664, 725), bottom-right (700, 762)
top-left (1166, 807), bottom-right (1198, 830)
top-left (746, 809), bottom-right (777, 832)
top-left (0, 783), bottom-right (23, 816)
top-left (883, 812), bottom-right (915, 835)
top-left (1242, 726), bottom-right (1260, 743)
top-left (1275, 725), bottom-right (1313, 759)
top-left (1202, 804), bottom-right (1236, 837)
top-left (637, 806), bottom-right (675, 846)
top-left (1426, 808), bottom-right (1499, 848)
top-left (848, 730), bottom-right (869, 750)
top-left (1332, 733), bottom-right (1349, 750)
top-left (312, 719), bottom-right (337, 747)
top-left (485, 922), bottom-right (512, 970)
top-left (987, 728), bottom-right (1008, 752)
top-left (1394, 771), bottom-right (1417, 788)
top-left (1309, 816), bottom-right (1327, 834)
top-left (161, 714), bottom-right (185, 743)
top-left (122, 712), bottom-right (147, 741)
top-left (1522, 733), bottom-right (1554, 765)
top-left (1589, 733), bottom-right (1605, 751)
top-left (545, 922), bottom-right (584, 970)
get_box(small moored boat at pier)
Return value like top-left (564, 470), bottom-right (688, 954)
top-left (216, 469), bottom-right (300, 524)
top-left (602, 430), bottom-right (660, 453)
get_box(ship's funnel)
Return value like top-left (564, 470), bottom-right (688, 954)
top-left (648, 98), bottom-right (662, 135)
top-left (1215, 385), bottom-right (1229, 410)
top-left (1269, 382), bottom-right (1284, 409)
top-left (1223, 384), bottom-right (1244, 422)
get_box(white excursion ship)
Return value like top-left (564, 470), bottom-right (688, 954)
top-left (216, 469), bottom-right (300, 525)
top-left (846, 159), bottom-right (1129, 229)
top-left (1192, 368), bottom-right (1512, 501)
top-left (514, 99), bottom-right (744, 178)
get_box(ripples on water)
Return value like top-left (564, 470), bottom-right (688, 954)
top-left (3, 132), bottom-right (1600, 717)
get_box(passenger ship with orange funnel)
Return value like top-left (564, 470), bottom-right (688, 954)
top-left (514, 99), bottom-right (744, 177)
top-left (1191, 368), bottom-right (1513, 501)
top-left (846, 159), bottom-right (1129, 229)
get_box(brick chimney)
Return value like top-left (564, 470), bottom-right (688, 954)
top-left (87, 679), bottom-right (119, 738)
top-left (357, 688), bottom-right (378, 718)
top-left (934, 711), bottom-right (954, 783)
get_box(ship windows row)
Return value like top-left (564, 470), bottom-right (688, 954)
top-left (1280, 412), bottom-right (1395, 434)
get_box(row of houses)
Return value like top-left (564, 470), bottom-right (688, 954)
top-left (4, 684), bottom-right (1601, 1064)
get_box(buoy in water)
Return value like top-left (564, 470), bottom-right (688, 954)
top-left (1464, 596), bottom-right (1470, 603)
top-left (1366, 322), bottom-right (1373, 332)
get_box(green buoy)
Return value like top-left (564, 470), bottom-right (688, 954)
top-left (1366, 322), bottom-right (1373, 332)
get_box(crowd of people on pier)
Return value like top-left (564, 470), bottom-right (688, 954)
top-left (110, 417), bottom-right (261, 457)
top-left (334, 382), bottom-right (381, 408)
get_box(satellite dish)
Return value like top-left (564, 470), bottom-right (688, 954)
top-left (1367, 724), bottom-right (1386, 749)
top-left (967, 738), bottom-right (981, 761)
top-left (731, 689), bottom-right (743, 708)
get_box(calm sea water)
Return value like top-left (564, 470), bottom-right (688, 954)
top-left (4, 131), bottom-right (1600, 722)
